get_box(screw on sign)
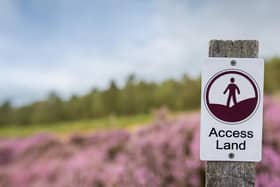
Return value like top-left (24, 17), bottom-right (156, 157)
top-left (200, 57), bottom-right (264, 162)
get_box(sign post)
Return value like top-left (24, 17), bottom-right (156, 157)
top-left (201, 40), bottom-right (263, 187)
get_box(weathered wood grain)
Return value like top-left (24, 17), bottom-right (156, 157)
top-left (206, 40), bottom-right (258, 187)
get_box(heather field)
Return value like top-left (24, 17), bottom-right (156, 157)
top-left (0, 96), bottom-right (278, 187)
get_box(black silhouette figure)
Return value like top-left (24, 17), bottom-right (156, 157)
top-left (223, 77), bottom-right (240, 107)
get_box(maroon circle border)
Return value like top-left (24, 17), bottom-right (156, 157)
top-left (204, 69), bottom-right (260, 124)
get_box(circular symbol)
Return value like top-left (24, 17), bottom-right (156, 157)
top-left (204, 69), bottom-right (260, 124)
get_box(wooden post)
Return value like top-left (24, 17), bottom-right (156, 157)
top-left (206, 40), bottom-right (258, 187)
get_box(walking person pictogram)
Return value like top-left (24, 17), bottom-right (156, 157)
top-left (205, 70), bottom-right (259, 123)
top-left (223, 78), bottom-right (240, 107)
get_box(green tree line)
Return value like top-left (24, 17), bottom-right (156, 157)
top-left (0, 74), bottom-right (200, 126)
top-left (0, 57), bottom-right (279, 126)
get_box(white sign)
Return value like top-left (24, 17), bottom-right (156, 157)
top-left (200, 58), bottom-right (264, 162)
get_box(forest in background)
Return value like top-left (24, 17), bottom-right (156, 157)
top-left (0, 57), bottom-right (279, 126)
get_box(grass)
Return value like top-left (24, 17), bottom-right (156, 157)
top-left (0, 113), bottom-right (153, 138)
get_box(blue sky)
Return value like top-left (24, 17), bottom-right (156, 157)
top-left (1, 0), bottom-right (280, 105)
